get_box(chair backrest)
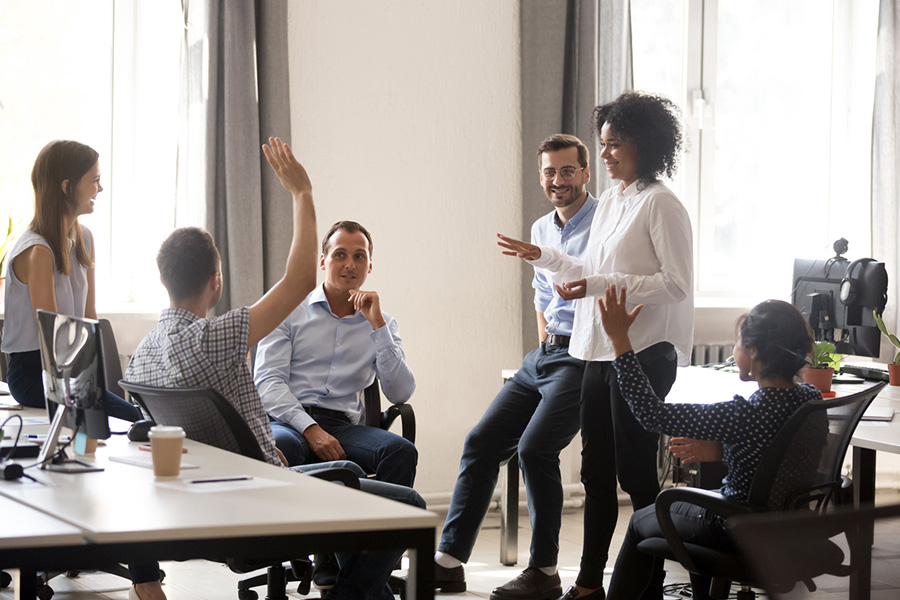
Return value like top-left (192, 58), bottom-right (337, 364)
top-left (119, 381), bottom-right (268, 462)
top-left (363, 379), bottom-right (382, 428)
top-left (98, 319), bottom-right (125, 398)
top-left (748, 381), bottom-right (886, 510)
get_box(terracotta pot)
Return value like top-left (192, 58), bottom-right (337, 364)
top-left (889, 364), bottom-right (900, 386)
top-left (803, 366), bottom-right (834, 393)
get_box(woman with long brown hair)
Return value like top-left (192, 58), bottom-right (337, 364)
top-left (2, 139), bottom-right (140, 422)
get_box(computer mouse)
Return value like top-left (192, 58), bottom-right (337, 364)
top-left (127, 419), bottom-right (156, 442)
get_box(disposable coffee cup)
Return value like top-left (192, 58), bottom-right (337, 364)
top-left (148, 426), bottom-right (186, 477)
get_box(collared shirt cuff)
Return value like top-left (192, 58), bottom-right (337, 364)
top-left (371, 324), bottom-right (396, 350)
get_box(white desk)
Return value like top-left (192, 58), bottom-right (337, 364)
top-left (0, 434), bottom-right (440, 599)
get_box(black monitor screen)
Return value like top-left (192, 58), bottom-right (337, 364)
top-left (791, 257), bottom-right (888, 358)
top-left (36, 310), bottom-right (110, 440)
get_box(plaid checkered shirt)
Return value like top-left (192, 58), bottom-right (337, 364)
top-left (125, 307), bottom-right (282, 466)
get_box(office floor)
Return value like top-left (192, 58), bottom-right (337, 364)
top-left (4, 491), bottom-right (900, 600)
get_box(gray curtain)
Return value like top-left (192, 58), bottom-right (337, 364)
top-left (872, 0), bottom-right (900, 361)
top-left (202, 0), bottom-right (292, 313)
top-left (519, 0), bottom-right (632, 353)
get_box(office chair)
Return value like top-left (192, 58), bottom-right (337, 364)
top-left (730, 501), bottom-right (900, 599)
top-left (118, 381), bottom-right (360, 600)
top-left (637, 381), bottom-right (887, 600)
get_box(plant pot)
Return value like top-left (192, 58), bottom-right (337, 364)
top-left (889, 364), bottom-right (900, 386)
top-left (803, 366), bottom-right (834, 393)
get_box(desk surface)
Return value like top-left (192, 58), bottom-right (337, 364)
top-left (0, 435), bottom-right (439, 545)
top-left (0, 495), bottom-right (83, 550)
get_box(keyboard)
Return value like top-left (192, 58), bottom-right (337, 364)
top-left (841, 362), bottom-right (890, 382)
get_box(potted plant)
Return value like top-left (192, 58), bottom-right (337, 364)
top-left (873, 311), bottom-right (900, 386)
top-left (803, 339), bottom-right (837, 395)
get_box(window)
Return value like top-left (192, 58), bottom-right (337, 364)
top-left (632, 0), bottom-right (879, 303)
top-left (0, 0), bottom-right (184, 310)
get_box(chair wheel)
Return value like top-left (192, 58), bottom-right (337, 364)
top-left (0, 571), bottom-right (12, 588)
top-left (37, 584), bottom-right (54, 600)
top-left (158, 569), bottom-right (166, 583)
top-left (237, 589), bottom-right (258, 600)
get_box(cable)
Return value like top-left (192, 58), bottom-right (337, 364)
top-left (0, 414), bottom-right (24, 462)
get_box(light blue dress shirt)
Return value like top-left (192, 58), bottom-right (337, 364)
top-left (531, 193), bottom-right (598, 337)
top-left (254, 284), bottom-right (415, 435)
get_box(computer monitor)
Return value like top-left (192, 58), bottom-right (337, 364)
top-left (35, 310), bottom-right (110, 471)
top-left (791, 257), bottom-right (888, 358)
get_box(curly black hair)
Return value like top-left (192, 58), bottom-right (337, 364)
top-left (592, 91), bottom-right (685, 183)
top-left (737, 300), bottom-right (814, 382)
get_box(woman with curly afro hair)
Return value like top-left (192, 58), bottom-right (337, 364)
top-left (498, 91), bottom-right (694, 599)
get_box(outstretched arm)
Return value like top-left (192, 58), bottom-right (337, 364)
top-left (669, 437), bottom-right (723, 464)
top-left (247, 137), bottom-right (318, 348)
top-left (598, 284), bottom-right (643, 357)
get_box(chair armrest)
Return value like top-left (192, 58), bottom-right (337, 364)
top-left (654, 487), bottom-right (758, 574)
top-left (308, 467), bottom-right (361, 490)
top-left (382, 403), bottom-right (416, 444)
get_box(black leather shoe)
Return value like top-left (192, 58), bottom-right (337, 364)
top-left (312, 552), bottom-right (339, 589)
top-left (558, 585), bottom-right (606, 600)
top-left (434, 563), bottom-right (466, 593)
top-left (490, 567), bottom-right (562, 600)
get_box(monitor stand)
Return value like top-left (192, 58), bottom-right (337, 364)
top-left (37, 405), bottom-right (104, 473)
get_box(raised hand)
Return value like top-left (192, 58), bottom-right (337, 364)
top-left (497, 233), bottom-right (542, 261)
top-left (598, 284), bottom-right (643, 355)
top-left (262, 137), bottom-right (312, 197)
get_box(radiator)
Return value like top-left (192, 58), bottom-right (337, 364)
top-left (691, 343), bottom-right (733, 366)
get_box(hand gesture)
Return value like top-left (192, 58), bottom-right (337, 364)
top-left (262, 137), bottom-right (312, 197)
top-left (349, 289), bottom-right (387, 330)
top-left (497, 233), bottom-right (542, 261)
top-left (556, 279), bottom-right (587, 300)
top-left (669, 437), bottom-right (723, 464)
top-left (598, 284), bottom-right (643, 346)
top-left (303, 424), bottom-right (347, 461)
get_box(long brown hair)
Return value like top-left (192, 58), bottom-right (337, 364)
top-left (30, 140), bottom-right (98, 275)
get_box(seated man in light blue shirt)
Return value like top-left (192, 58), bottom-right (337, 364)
top-left (254, 220), bottom-right (417, 487)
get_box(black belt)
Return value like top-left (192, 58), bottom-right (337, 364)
top-left (305, 406), bottom-right (351, 424)
top-left (544, 334), bottom-right (571, 347)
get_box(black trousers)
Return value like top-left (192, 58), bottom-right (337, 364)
top-left (575, 342), bottom-right (677, 591)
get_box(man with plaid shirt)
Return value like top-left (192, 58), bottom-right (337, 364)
top-left (126, 137), bottom-right (422, 600)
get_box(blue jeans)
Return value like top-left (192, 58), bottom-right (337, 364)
top-left (439, 344), bottom-right (584, 567)
top-left (7, 349), bottom-right (142, 422)
top-left (607, 502), bottom-right (732, 600)
top-left (296, 461), bottom-right (426, 600)
top-left (575, 342), bottom-right (677, 592)
top-left (271, 414), bottom-right (417, 487)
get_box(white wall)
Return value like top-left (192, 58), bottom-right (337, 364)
top-left (285, 1), bottom-right (526, 495)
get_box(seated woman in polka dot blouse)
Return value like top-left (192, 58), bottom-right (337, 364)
top-left (596, 284), bottom-right (821, 600)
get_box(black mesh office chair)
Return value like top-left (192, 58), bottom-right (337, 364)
top-left (730, 501), bottom-right (900, 599)
top-left (637, 381), bottom-right (887, 600)
top-left (118, 381), bottom-right (359, 600)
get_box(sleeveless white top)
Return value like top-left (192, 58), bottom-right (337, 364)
top-left (1, 226), bottom-right (92, 353)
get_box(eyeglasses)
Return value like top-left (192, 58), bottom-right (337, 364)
top-left (541, 166), bottom-right (584, 181)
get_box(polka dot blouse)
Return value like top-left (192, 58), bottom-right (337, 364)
top-left (612, 351), bottom-right (823, 502)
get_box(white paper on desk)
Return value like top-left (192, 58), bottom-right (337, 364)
top-left (154, 476), bottom-right (292, 493)
top-left (857, 421), bottom-right (890, 427)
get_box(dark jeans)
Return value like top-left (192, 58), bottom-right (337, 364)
top-left (606, 502), bottom-right (733, 600)
top-left (271, 413), bottom-right (417, 487)
top-left (576, 343), bottom-right (677, 592)
top-left (7, 350), bottom-right (141, 422)
top-left (439, 344), bottom-right (584, 566)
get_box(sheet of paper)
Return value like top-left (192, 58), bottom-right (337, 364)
top-left (154, 475), bottom-right (292, 493)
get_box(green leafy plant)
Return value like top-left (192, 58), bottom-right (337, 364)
top-left (811, 340), bottom-right (837, 369)
top-left (874, 311), bottom-right (900, 365)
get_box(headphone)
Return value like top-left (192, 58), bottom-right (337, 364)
top-left (839, 258), bottom-right (875, 305)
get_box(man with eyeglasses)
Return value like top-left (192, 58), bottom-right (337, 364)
top-left (433, 134), bottom-right (597, 600)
